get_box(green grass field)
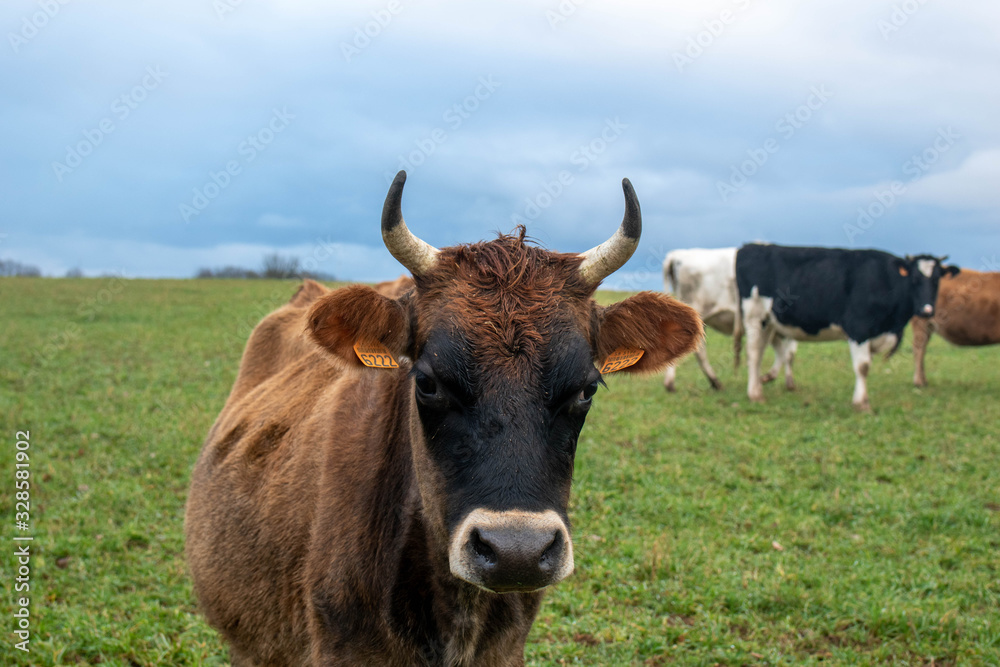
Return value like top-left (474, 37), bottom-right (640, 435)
top-left (2, 278), bottom-right (998, 666)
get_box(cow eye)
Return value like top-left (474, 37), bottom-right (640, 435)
top-left (573, 379), bottom-right (601, 409)
top-left (580, 380), bottom-right (600, 401)
top-left (414, 371), bottom-right (438, 399)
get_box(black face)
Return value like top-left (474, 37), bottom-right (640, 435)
top-left (411, 325), bottom-right (600, 532)
top-left (905, 255), bottom-right (947, 318)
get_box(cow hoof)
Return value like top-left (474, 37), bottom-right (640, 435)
top-left (761, 373), bottom-right (776, 384)
top-left (664, 383), bottom-right (676, 393)
top-left (853, 400), bottom-right (872, 413)
top-left (709, 378), bottom-right (723, 391)
top-left (914, 378), bottom-right (928, 388)
top-left (785, 380), bottom-right (796, 391)
top-left (748, 393), bottom-right (765, 404)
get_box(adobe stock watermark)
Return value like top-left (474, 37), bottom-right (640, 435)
top-left (672, 0), bottom-right (753, 73)
top-left (383, 76), bottom-right (501, 183)
top-left (546, 0), bottom-right (586, 29)
top-left (877, 0), bottom-right (930, 40)
top-left (213, 0), bottom-right (245, 21)
top-left (341, 0), bottom-right (403, 62)
top-left (51, 66), bottom-right (168, 182)
top-left (843, 126), bottom-right (960, 244)
top-left (8, 0), bottom-right (73, 54)
top-left (717, 84), bottom-right (833, 202)
top-left (980, 255), bottom-right (1000, 272)
top-left (511, 117), bottom-right (628, 225)
top-left (179, 107), bottom-right (294, 223)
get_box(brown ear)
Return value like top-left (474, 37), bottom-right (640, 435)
top-left (596, 291), bottom-right (702, 373)
top-left (289, 279), bottom-right (329, 307)
top-left (307, 285), bottom-right (409, 366)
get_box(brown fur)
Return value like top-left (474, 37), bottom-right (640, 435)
top-left (185, 232), bottom-right (701, 666)
top-left (309, 285), bottom-right (410, 366)
top-left (598, 291), bottom-right (703, 373)
top-left (412, 232), bottom-right (593, 366)
top-left (912, 269), bottom-right (1000, 386)
top-left (374, 274), bottom-right (415, 298)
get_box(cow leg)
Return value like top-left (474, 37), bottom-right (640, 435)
top-left (912, 316), bottom-right (932, 387)
top-left (774, 336), bottom-right (797, 391)
top-left (760, 333), bottom-right (785, 384)
top-left (663, 364), bottom-right (677, 392)
top-left (742, 292), bottom-right (770, 403)
top-left (848, 339), bottom-right (872, 412)
top-left (784, 340), bottom-right (797, 390)
top-left (745, 323), bottom-right (768, 402)
top-left (693, 338), bottom-right (723, 390)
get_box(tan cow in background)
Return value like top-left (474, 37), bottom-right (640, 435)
top-left (912, 267), bottom-right (998, 386)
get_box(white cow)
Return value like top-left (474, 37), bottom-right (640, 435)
top-left (663, 247), bottom-right (797, 392)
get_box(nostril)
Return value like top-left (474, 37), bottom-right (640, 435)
top-left (470, 529), bottom-right (497, 567)
top-left (538, 531), bottom-right (562, 571)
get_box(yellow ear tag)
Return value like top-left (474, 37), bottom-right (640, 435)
top-left (599, 348), bottom-right (644, 374)
top-left (353, 338), bottom-right (399, 369)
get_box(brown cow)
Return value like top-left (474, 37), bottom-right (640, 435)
top-left (912, 266), bottom-right (998, 386)
top-left (185, 171), bottom-right (702, 667)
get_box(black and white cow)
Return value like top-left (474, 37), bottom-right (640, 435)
top-left (662, 247), bottom-right (797, 392)
top-left (736, 243), bottom-right (948, 410)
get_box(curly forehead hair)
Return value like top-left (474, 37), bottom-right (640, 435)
top-left (411, 227), bottom-right (597, 362)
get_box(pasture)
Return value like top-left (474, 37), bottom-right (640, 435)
top-left (2, 277), bottom-right (998, 666)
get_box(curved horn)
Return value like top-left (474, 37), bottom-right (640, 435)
top-left (381, 170), bottom-right (439, 276)
top-left (578, 178), bottom-right (641, 286)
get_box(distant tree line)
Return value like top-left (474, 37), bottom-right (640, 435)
top-left (0, 259), bottom-right (42, 277)
top-left (0, 252), bottom-right (335, 280)
top-left (196, 253), bottom-right (336, 281)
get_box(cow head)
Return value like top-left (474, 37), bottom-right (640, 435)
top-left (900, 254), bottom-right (958, 317)
top-left (307, 172), bottom-right (701, 594)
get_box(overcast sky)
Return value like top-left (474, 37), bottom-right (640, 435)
top-left (2, 0), bottom-right (998, 288)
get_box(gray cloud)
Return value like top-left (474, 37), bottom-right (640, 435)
top-left (1, 0), bottom-right (997, 287)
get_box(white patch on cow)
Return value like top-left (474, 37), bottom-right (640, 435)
top-left (848, 339), bottom-right (873, 410)
top-left (871, 332), bottom-right (898, 354)
top-left (701, 310), bottom-right (737, 335)
top-left (664, 247), bottom-right (747, 390)
top-left (742, 287), bottom-right (775, 403)
top-left (741, 289), bottom-right (773, 324)
top-left (917, 258), bottom-right (935, 278)
top-left (664, 247), bottom-right (739, 335)
top-left (771, 322), bottom-right (846, 342)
